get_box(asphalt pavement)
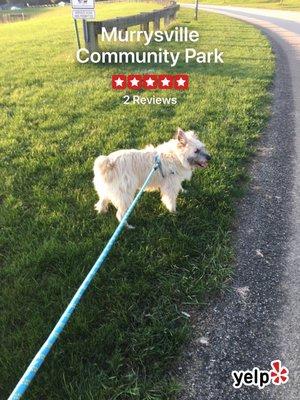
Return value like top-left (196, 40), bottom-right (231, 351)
top-left (176, 5), bottom-right (300, 399)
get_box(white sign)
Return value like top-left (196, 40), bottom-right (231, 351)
top-left (71, 0), bottom-right (95, 19)
top-left (72, 9), bottom-right (95, 20)
top-left (71, 0), bottom-right (95, 10)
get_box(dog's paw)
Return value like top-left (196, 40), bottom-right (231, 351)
top-left (126, 223), bottom-right (135, 230)
top-left (165, 206), bottom-right (176, 213)
top-left (94, 201), bottom-right (108, 214)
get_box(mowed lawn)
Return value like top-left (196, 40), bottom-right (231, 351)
top-left (0, 3), bottom-right (273, 400)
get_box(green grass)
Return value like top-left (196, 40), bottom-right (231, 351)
top-left (0, 6), bottom-right (51, 16)
top-left (0, 3), bottom-right (274, 399)
top-left (180, 0), bottom-right (300, 11)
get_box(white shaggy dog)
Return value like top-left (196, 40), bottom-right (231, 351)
top-left (93, 128), bottom-right (211, 227)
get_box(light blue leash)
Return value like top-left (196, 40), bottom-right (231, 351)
top-left (8, 155), bottom-right (162, 400)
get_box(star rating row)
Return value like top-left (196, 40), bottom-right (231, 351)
top-left (112, 74), bottom-right (189, 90)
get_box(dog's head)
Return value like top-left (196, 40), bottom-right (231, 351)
top-left (174, 128), bottom-right (211, 170)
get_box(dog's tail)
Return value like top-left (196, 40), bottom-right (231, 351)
top-left (93, 156), bottom-right (115, 181)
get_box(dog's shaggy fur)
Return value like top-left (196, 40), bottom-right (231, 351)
top-left (93, 128), bottom-right (211, 226)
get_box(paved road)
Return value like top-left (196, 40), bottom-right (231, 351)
top-left (177, 5), bottom-right (300, 400)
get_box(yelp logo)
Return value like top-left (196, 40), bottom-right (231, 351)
top-left (270, 360), bottom-right (289, 385)
top-left (232, 360), bottom-right (289, 389)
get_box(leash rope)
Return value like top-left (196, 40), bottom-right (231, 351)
top-left (8, 156), bottom-right (161, 400)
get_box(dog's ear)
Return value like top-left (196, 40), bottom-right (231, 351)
top-left (176, 127), bottom-right (187, 146)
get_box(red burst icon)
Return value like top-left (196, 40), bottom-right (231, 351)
top-left (270, 360), bottom-right (289, 385)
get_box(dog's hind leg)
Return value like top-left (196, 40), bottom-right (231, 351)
top-left (95, 198), bottom-right (110, 214)
top-left (116, 212), bottom-right (135, 229)
top-left (115, 196), bottom-right (135, 229)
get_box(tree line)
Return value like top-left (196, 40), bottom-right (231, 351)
top-left (0, 0), bottom-right (69, 6)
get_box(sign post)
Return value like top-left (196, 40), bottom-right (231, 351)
top-left (73, 19), bottom-right (81, 49)
top-left (71, 0), bottom-right (95, 50)
top-left (195, 0), bottom-right (199, 21)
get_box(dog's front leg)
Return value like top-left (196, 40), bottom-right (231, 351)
top-left (180, 186), bottom-right (187, 194)
top-left (160, 184), bottom-right (180, 213)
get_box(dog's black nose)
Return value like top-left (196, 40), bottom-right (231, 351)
top-left (206, 154), bottom-right (212, 161)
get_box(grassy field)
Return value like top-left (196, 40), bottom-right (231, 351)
top-left (0, 3), bottom-right (274, 399)
top-left (180, 0), bottom-right (300, 11)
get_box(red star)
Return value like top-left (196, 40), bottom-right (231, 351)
top-left (143, 74), bottom-right (158, 90)
top-left (111, 74), bottom-right (126, 90)
top-left (158, 75), bottom-right (174, 90)
top-left (174, 74), bottom-right (189, 90)
top-left (127, 75), bottom-right (142, 90)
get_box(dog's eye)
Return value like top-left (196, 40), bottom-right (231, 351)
top-left (194, 149), bottom-right (200, 154)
